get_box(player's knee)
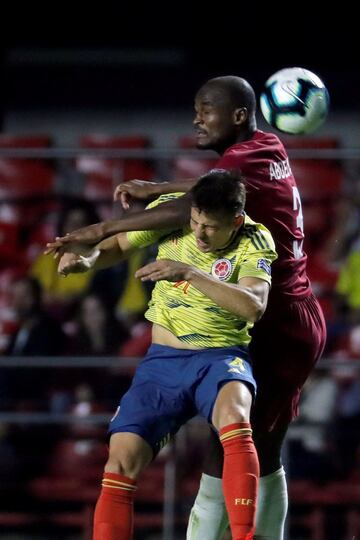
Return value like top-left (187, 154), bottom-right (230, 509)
top-left (105, 447), bottom-right (143, 479)
top-left (212, 381), bottom-right (252, 430)
top-left (215, 403), bottom-right (249, 431)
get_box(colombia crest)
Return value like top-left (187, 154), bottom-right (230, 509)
top-left (211, 258), bottom-right (232, 281)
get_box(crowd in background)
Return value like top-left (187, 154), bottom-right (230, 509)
top-left (0, 138), bottom-right (359, 538)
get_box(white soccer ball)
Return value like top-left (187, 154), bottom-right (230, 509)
top-left (260, 67), bottom-right (329, 135)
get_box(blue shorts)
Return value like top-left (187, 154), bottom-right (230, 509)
top-left (109, 343), bottom-right (256, 453)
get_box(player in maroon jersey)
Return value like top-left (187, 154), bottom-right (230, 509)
top-left (47, 76), bottom-right (326, 540)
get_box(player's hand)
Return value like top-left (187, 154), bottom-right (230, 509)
top-left (58, 248), bottom-right (100, 276)
top-left (44, 223), bottom-right (106, 257)
top-left (135, 259), bottom-right (192, 282)
top-left (113, 180), bottom-right (160, 210)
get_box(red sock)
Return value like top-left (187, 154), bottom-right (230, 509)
top-left (93, 472), bottom-right (137, 540)
top-left (220, 423), bottom-right (259, 540)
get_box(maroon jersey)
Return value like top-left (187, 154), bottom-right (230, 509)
top-left (216, 129), bottom-right (311, 301)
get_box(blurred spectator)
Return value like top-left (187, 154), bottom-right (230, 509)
top-left (114, 200), bottom-right (156, 323)
top-left (329, 178), bottom-right (360, 263)
top-left (0, 423), bottom-right (22, 483)
top-left (327, 236), bottom-right (360, 354)
top-left (335, 237), bottom-right (360, 324)
top-left (66, 293), bottom-right (128, 356)
top-left (3, 276), bottom-right (66, 411)
top-left (288, 369), bottom-right (337, 482)
top-left (116, 250), bottom-right (154, 321)
top-left (29, 198), bottom-right (100, 317)
top-left (331, 365), bottom-right (360, 479)
top-left (5, 276), bottom-right (66, 356)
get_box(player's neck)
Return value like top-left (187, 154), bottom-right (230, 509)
top-left (234, 125), bottom-right (257, 145)
top-left (218, 125), bottom-right (257, 155)
top-left (215, 227), bottom-right (241, 253)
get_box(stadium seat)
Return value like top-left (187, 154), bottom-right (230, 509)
top-left (289, 479), bottom-right (360, 540)
top-left (173, 135), bottom-right (217, 179)
top-left (291, 161), bottom-right (343, 202)
top-left (283, 136), bottom-right (343, 201)
top-left (0, 134), bottom-right (52, 148)
top-left (77, 135), bottom-right (155, 201)
top-left (0, 221), bottom-right (22, 266)
top-left (0, 134), bottom-right (55, 229)
top-left (283, 136), bottom-right (339, 151)
top-left (27, 437), bottom-right (173, 538)
top-left (0, 133), bottom-right (53, 197)
top-left (0, 160), bottom-right (54, 199)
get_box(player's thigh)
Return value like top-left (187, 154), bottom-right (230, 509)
top-left (250, 295), bottom-right (326, 433)
top-left (212, 380), bottom-right (253, 431)
top-left (194, 346), bottom-right (256, 428)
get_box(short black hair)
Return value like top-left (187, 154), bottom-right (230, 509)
top-left (190, 169), bottom-right (246, 218)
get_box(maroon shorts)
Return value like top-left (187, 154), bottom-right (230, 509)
top-left (249, 292), bottom-right (326, 434)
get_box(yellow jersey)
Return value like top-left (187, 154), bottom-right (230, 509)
top-left (127, 194), bottom-right (277, 348)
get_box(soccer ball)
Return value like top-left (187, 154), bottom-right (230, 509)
top-left (260, 67), bottom-right (329, 135)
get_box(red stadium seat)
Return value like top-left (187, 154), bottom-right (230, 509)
top-left (0, 134), bottom-right (54, 197)
top-left (291, 161), bottom-right (343, 201)
top-left (0, 160), bottom-right (54, 199)
top-left (77, 135), bottom-right (155, 201)
top-left (173, 136), bottom-right (217, 179)
top-left (27, 437), bottom-right (173, 538)
top-left (47, 439), bottom-right (107, 481)
top-left (283, 136), bottom-right (339, 150)
top-left (0, 134), bottom-right (52, 148)
top-left (289, 479), bottom-right (360, 540)
top-left (283, 136), bottom-right (343, 201)
top-left (0, 221), bottom-right (21, 265)
top-left (0, 134), bottom-right (55, 228)
top-left (174, 134), bottom-right (218, 176)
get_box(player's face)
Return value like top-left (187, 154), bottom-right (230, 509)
top-left (190, 207), bottom-right (239, 253)
top-left (194, 88), bottom-right (236, 153)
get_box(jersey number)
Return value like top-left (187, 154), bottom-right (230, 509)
top-left (292, 186), bottom-right (304, 259)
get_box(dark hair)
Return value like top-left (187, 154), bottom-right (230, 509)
top-left (57, 198), bottom-right (100, 237)
top-left (190, 169), bottom-right (246, 218)
top-left (15, 276), bottom-right (43, 311)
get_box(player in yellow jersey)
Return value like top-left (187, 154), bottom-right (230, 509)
top-left (57, 170), bottom-right (277, 540)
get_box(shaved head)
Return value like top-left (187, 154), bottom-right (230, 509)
top-left (194, 75), bottom-right (257, 153)
top-left (198, 76), bottom-right (257, 117)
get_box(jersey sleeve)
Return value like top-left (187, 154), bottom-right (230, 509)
top-left (126, 192), bottom-right (184, 248)
top-left (238, 227), bottom-right (277, 285)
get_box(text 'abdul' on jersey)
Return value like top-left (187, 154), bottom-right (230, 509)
top-left (127, 193), bottom-right (277, 349)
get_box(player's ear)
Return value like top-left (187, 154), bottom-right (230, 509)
top-left (234, 107), bottom-right (248, 125)
top-left (234, 214), bottom-right (245, 228)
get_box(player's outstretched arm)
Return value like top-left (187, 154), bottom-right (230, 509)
top-left (113, 178), bottom-right (197, 209)
top-left (45, 193), bottom-right (192, 256)
top-left (58, 233), bottom-right (136, 276)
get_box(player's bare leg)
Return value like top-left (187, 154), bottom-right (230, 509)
top-left (93, 432), bottom-right (153, 540)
